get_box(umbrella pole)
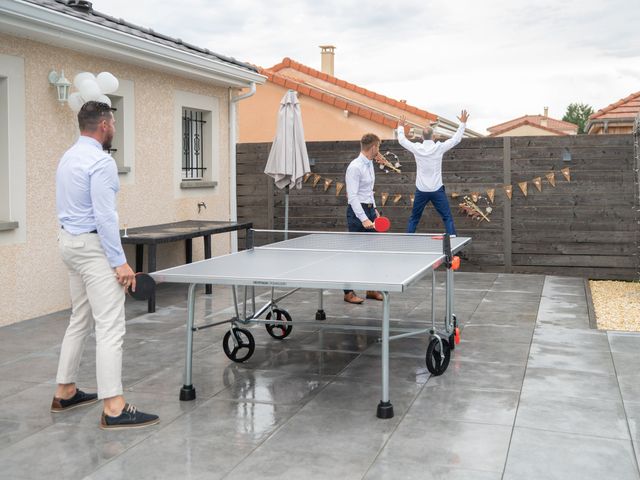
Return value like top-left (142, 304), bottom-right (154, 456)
top-left (284, 185), bottom-right (289, 240)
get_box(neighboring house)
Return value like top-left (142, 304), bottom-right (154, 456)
top-left (586, 91), bottom-right (640, 135)
top-left (487, 108), bottom-right (578, 137)
top-left (0, 0), bottom-right (265, 326)
top-left (239, 46), bottom-right (483, 143)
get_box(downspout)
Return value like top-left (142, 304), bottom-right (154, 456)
top-left (229, 82), bottom-right (256, 252)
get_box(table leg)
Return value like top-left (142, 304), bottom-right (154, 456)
top-left (377, 291), bottom-right (394, 419)
top-left (135, 244), bottom-right (144, 273)
top-left (179, 283), bottom-right (197, 401)
top-left (147, 244), bottom-right (157, 313)
top-left (315, 289), bottom-right (326, 320)
top-left (203, 235), bottom-right (212, 294)
top-left (185, 239), bottom-right (193, 264)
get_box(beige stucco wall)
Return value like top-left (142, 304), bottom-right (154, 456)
top-left (0, 33), bottom-right (235, 326)
top-left (239, 81), bottom-right (399, 142)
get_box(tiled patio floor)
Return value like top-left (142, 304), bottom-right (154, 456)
top-left (1, 273), bottom-right (639, 479)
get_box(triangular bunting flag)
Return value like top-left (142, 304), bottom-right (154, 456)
top-left (312, 174), bottom-right (322, 187)
top-left (518, 181), bottom-right (528, 196)
top-left (381, 192), bottom-right (389, 206)
top-left (545, 172), bottom-right (556, 187)
top-left (486, 188), bottom-right (495, 203)
top-left (503, 185), bottom-right (513, 200)
top-left (393, 194), bottom-right (402, 204)
top-left (471, 192), bottom-right (479, 203)
top-left (451, 192), bottom-right (460, 199)
top-left (410, 194), bottom-right (415, 205)
top-left (532, 177), bottom-right (542, 192)
top-left (323, 179), bottom-right (333, 192)
top-left (303, 173), bottom-right (312, 183)
top-left (561, 167), bottom-right (571, 182)
top-left (335, 182), bottom-right (344, 196)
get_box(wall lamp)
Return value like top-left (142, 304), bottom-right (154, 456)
top-left (48, 70), bottom-right (72, 103)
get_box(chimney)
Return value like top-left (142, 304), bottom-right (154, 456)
top-left (319, 45), bottom-right (336, 76)
top-left (541, 106), bottom-right (549, 127)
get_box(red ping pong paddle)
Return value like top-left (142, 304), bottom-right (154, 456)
top-left (373, 216), bottom-right (391, 232)
top-left (128, 273), bottom-right (155, 301)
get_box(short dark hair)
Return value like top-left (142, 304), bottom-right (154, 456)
top-left (77, 101), bottom-right (116, 131)
top-left (422, 126), bottom-right (434, 141)
top-left (360, 133), bottom-right (380, 150)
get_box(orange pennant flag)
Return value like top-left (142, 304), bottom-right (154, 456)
top-left (545, 172), bottom-right (556, 187)
top-left (323, 179), bottom-right (333, 192)
top-left (303, 173), bottom-right (312, 183)
top-left (381, 192), bottom-right (389, 206)
top-left (518, 181), bottom-right (528, 196)
top-left (410, 194), bottom-right (415, 205)
top-left (312, 174), bottom-right (322, 187)
top-left (486, 188), bottom-right (495, 203)
top-left (532, 177), bottom-right (542, 192)
top-left (471, 192), bottom-right (479, 203)
top-left (450, 192), bottom-right (460, 199)
top-left (393, 194), bottom-right (402, 204)
top-left (335, 182), bottom-right (344, 196)
top-left (503, 185), bottom-right (513, 200)
top-left (561, 167), bottom-right (571, 182)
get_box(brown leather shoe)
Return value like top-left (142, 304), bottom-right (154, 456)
top-left (366, 291), bottom-right (384, 301)
top-left (344, 292), bottom-right (364, 304)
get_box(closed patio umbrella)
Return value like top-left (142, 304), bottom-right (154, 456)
top-left (264, 90), bottom-right (311, 237)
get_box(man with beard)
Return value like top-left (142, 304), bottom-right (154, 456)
top-left (53, 101), bottom-right (158, 429)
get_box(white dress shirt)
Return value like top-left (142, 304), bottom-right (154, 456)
top-left (345, 153), bottom-right (376, 222)
top-left (56, 136), bottom-right (126, 268)
top-left (397, 123), bottom-right (466, 192)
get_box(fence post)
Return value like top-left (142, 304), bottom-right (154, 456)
top-left (503, 137), bottom-right (512, 272)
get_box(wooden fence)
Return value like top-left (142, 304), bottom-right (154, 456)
top-left (237, 134), bottom-right (638, 280)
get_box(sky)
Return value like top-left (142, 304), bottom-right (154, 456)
top-left (94, 0), bottom-right (640, 134)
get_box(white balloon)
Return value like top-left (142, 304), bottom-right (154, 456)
top-left (96, 72), bottom-right (119, 94)
top-left (78, 78), bottom-right (101, 101)
top-left (67, 92), bottom-right (85, 113)
top-left (73, 72), bottom-right (95, 90)
top-left (95, 94), bottom-right (112, 107)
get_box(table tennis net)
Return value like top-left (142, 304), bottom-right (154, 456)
top-left (254, 232), bottom-right (446, 255)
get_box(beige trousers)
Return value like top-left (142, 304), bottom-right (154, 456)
top-left (56, 229), bottom-right (126, 399)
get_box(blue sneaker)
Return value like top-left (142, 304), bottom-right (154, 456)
top-left (51, 389), bottom-right (98, 412)
top-left (100, 403), bottom-right (159, 430)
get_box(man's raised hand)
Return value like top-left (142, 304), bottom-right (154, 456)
top-left (458, 110), bottom-right (469, 123)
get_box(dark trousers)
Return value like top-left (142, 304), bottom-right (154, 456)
top-left (344, 204), bottom-right (376, 294)
top-left (406, 186), bottom-right (456, 235)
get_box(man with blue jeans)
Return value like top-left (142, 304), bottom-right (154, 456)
top-left (397, 110), bottom-right (469, 235)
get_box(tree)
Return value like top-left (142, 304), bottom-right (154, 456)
top-left (562, 103), bottom-right (595, 134)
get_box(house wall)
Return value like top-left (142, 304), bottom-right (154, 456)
top-left (0, 33), bottom-right (234, 326)
top-left (238, 81), bottom-right (397, 143)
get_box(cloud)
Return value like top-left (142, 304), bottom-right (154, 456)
top-left (93, 0), bottom-right (640, 133)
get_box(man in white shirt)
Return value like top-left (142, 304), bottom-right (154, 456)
top-left (54, 101), bottom-right (159, 429)
top-left (343, 133), bottom-right (386, 304)
top-left (397, 110), bottom-right (469, 235)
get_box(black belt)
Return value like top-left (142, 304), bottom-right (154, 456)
top-left (360, 203), bottom-right (374, 208)
top-left (61, 226), bottom-right (98, 234)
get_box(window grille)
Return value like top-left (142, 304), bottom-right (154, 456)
top-left (182, 108), bottom-right (207, 179)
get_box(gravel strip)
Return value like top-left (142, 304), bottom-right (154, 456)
top-left (589, 280), bottom-right (640, 332)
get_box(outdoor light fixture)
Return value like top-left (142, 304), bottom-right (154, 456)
top-left (562, 147), bottom-right (572, 162)
top-left (48, 70), bottom-right (72, 103)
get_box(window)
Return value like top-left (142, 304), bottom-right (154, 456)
top-left (0, 54), bottom-right (26, 244)
top-left (182, 108), bottom-right (208, 180)
top-left (106, 79), bottom-right (135, 183)
top-left (174, 91), bottom-right (219, 193)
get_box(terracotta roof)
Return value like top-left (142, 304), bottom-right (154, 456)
top-left (27, 0), bottom-right (258, 73)
top-left (488, 119), bottom-right (571, 137)
top-left (487, 114), bottom-right (577, 133)
top-left (589, 91), bottom-right (640, 120)
top-left (258, 57), bottom-right (438, 130)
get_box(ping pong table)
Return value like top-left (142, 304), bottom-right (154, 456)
top-left (151, 230), bottom-right (471, 419)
